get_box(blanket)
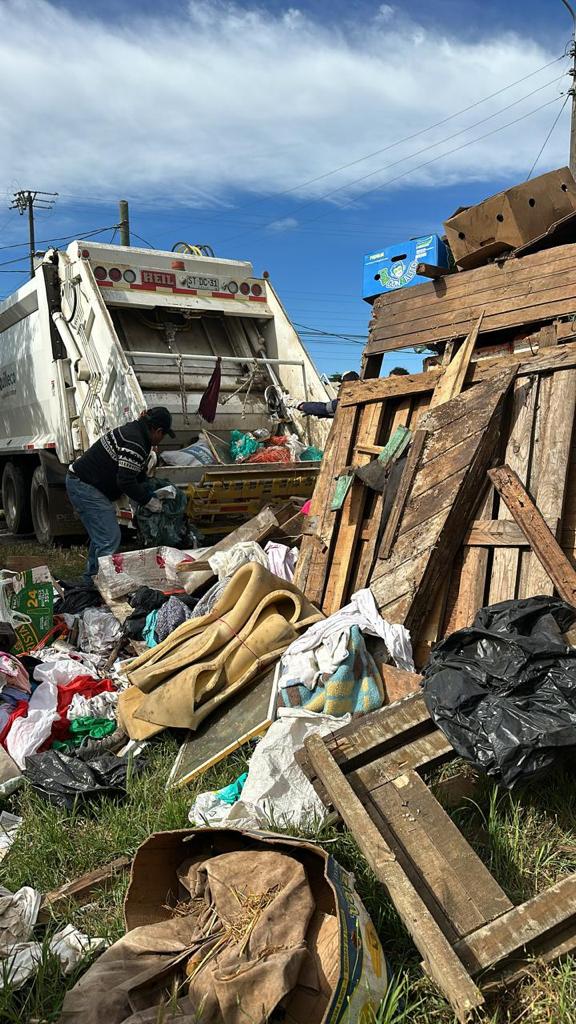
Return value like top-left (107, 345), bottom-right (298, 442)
top-left (117, 562), bottom-right (323, 740)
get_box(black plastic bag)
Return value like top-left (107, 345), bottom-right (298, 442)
top-left (422, 596), bottom-right (576, 788)
top-left (24, 749), bottom-right (132, 809)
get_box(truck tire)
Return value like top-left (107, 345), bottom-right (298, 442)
top-left (30, 465), bottom-right (56, 546)
top-left (2, 462), bottom-right (33, 535)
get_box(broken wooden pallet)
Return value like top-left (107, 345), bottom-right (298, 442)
top-left (300, 697), bottom-right (576, 1022)
top-left (371, 367), bottom-right (517, 632)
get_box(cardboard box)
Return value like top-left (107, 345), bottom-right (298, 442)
top-left (444, 166), bottom-right (576, 269)
top-left (126, 828), bottom-right (389, 1023)
top-left (362, 233), bottom-right (448, 301)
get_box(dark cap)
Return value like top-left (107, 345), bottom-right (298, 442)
top-left (146, 406), bottom-right (175, 437)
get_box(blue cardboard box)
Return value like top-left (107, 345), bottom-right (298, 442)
top-left (362, 234), bottom-right (448, 301)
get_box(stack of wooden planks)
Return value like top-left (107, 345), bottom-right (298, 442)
top-left (295, 241), bottom-right (576, 669)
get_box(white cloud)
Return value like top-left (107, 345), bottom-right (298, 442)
top-left (0, 0), bottom-right (570, 210)
top-left (267, 217), bottom-right (299, 231)
top-left (377, 4), bottom-right (396, 23)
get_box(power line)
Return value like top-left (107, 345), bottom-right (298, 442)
top-left (222, 75), bottom-right (566, 242)
top-left (279, 93), bottom-right (567, 234)
top-left (130, 231), bottom-right (155, 248)
top-left (527, 94), bottom-right (570, 179)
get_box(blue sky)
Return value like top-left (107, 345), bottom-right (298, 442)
top-left (0, 0), bottom-right (574, 374)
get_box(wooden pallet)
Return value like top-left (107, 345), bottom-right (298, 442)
top-left (295, 338), bottom-right (576, 668)
top-left (299, 696), bottom-right (576, 1022)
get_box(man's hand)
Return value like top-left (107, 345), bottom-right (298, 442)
top-left (144, 496), bottom-right (162, 513)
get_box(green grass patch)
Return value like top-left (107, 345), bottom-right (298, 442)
top-left (3, 742), bottom-right (576, 1023)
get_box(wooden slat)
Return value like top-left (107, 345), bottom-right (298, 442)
top-left (322, 401), bottom-right (387, 613)
top-left (364, 769), bottom-right (512, 940)
top-left (371, 369), bottom-right (516, 631)
top-left (38, 857), bottom-right (131, 923)
top-left (327, 692), bottom-right (432, 767)
top-left (298, 723), bottom-right (452, 811)
top-left (455, 873), bottom-right (576, 973)
top-left (489, 465), bottom-right (576, 604)
top-left (465, 518), bottom-right (554, 546)
top-left (304, 734), bottom-right (485, 1022)
top-left (294, 402), bottom-right (358, 604)
top-left (488, 377), bottom-right (538, 604)
top-left (351, 398), bottom-right (412, 592)
top-left (378, 429), bottom-right (427, 559)
top-left (340, 370), bottom-right (440, 408)
top-left (444, 489), bottom-right (493, 633)
top-left (428, 312), bottom-right (483, 410)
top-left (522, 369), bottom-right (576, 595)
top-left (348, 342), bottom-right (576, 418)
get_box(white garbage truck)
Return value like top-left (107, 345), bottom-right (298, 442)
top-left (0, 240), bottom-right (334, 544)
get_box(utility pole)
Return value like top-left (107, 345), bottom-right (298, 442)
top-left (118, 199), bottom-right (130, 246)
top-left (10, 190), bottom-right (58, 278)
top-left (561, 0), bottom-right (576, 176)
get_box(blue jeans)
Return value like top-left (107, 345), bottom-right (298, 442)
top-left (66, 474), bottom-right (121, 582)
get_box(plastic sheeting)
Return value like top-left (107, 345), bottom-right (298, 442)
top-left (423, 597), bottom-right (576, 788)
top-left (24, 749), bottom-right (133, 809)
top-left (78, 609), bottom-right (123, 658)
top-left (0, 921), bottom-right (104, 991)
top-left (189, 709), bottom-right (351, 831)
top-left (6, 681), bottom-right (59, 769)
top-left (95, 546), bottom-right (206, 602)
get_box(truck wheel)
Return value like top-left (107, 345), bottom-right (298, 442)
top-left (2, 462), bottom-right (33, 535)
top-left (30, 466), bottom-right (55, 546)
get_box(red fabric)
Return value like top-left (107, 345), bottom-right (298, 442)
top-left (198, 356), bottom-right (222, 423)
top-left (0, 701), bottom-right (28, 747)
top-left (48, 676), bottom-right (116, 744)
top-left (301, 499), bottom-right (312, 515)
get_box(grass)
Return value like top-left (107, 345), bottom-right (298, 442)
top-left (4, 746), bottom-right (576, 1023)
top-left (2, 540), bottom-right (576, 1022)
top-left (0, 538), bottom-right (88, 581)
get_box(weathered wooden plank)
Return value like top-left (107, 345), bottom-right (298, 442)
top-left (345, 341), bottom-right (576, 414)
top-left (523, 369), bottom-right (576, 595)
top-left (380, 665), bottom-right (423, 703)
top-left (466, 519), bottom-right (540, 546)
top-left (367, 296), bottom-right (576, 354)
top-left (351, 399), bottom-right (413, 592)
top-left (378, 430), bottom-right (428, 559)
top-left (327, 691), bottom-right (432, 766)
top-left (364, 769), bottom-right (512, 940)
top-left (304, 734), bottom-right (485, 1022)
top-left (38, 857), bottom-right (131, 923)
top-left (294, 402), bottom-right (358, 603)
top-left (369, 267), bottom-right (576, 343)
top-left (428, 313), bottom-right (483, 410)
top-left (368, 258), bottom-right (576, 345)
top-left (340, 370), bottom-right (440, 408)
top-left (444, 489), bottom-right (493, 633)
top-left (488, 377), bottom-right (538, 604)
top-left (489, 465), bottom-right (576, 605)
top-left (371, 370), bottom-right (516, 629)
top-left (297, 720), bottom-right (451, 809)
top-left (323, 401), bottom-right (386, 613)
top-left (455, 873), bottom-right (576, 973)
